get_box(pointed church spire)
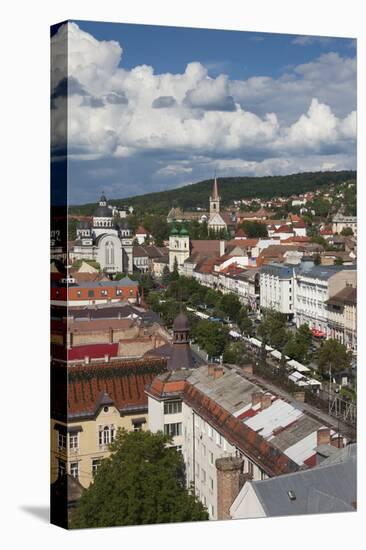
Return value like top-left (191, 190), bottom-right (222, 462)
top-left (212, 174), bottom-right (219, 200)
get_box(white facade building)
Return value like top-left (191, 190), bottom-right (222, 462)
top-left (294, 265), bottom-right (356, 334)
top-left (70, 193), bottom-right (133, 274)
top-left (260, 263), bottom-right (295, 317)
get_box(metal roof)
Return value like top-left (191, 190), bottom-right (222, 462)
top-left (247, 444), bottom-right (356, 517)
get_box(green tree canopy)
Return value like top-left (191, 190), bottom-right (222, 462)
top-left (340, 227), bottom-right (354, 236)
top-left (223, 340), bottom-right (249, 365)
top-left (284, 324), bottom-right (312, 364)
top-left (258, 309), bottom-right (289, 350)
top-left (220, 293), bottom-right (242, 321)
top-left (192, 319), bottom-right (229, 357)
top-left (316, 339), bottom-right (352, 376)
top-left (71, 430), bottom-right (208, 528)
top-left (239, 221), bottom-right (268, 238)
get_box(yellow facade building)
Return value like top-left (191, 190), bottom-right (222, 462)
top-left (51, 358), bottom-right (167, 488)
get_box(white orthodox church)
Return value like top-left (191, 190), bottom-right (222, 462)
top-left (70, 193), bottom-right (134, 274)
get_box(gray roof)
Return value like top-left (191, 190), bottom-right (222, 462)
top-left (94, 205), bottom-right (113, 217)
top-left (260, 263), bottom-right (295, 279)
top-left (297, 263), bottom-right (356, 280)
top-left (249, 444), bottom-right (356, 517)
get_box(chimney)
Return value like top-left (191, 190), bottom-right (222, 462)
top-left (216, 456), bottom-right (244, 520)
top-left (260, 393), bottom-right (272, 410)
top-left (242, 364), bottom-right (253, 376)
top-left (317, 427), bottom-right (331, 447)
top-left (251, 391), bottom-right (263, 407)
top-left (331, 435), bottom-right (345, 449)
top-left (213, 366), bottom-right (224, 380)
top-left (220, 240), bottom-right (225, 257)
top-left (109, 327), bottom-right (113, 343)
top-left (104, 354), bottom-right (109, 363)
top-left (208, 364), bottom-right (215, 377)
top-left (84, 356), bottom-right (90, 364)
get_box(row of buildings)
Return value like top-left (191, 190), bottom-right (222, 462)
top-left (51, 311), bottom-right (356, 520)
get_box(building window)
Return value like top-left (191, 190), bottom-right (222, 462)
top-left (57, 432), bottom-right (66, 451)
top-left (164, 401), bottom-right (182, 415)
top-left (92, 458), bottom-right (102, 477)
top-left (69, 432), bottom-right (79, 450)
top-left (164, 423), bottom-right (182, 437)
top-left (208, 426), bottom-right (213, 439)
top-left (209, 451), bottom-right (214, 466)
top-left (133, 420), bottom-right (145, 432)
top-left (201, 468), bottom-right (206, 483)
top-left (116, 289), bottom-right (122, 296)
top-left (215, 431), bottom-right (222, 447)
top-left (77, 290), bottom-right (81, 297)
top-left (202, 443), bottom-right (206, 457)
top-left (57, 459), bottom-right (66, 478)
top-left (70, 462), bottom-right (79, 480)
top-left (101, 290), bottom-right (107, 296)
top-left (98, 425), bottom-right (115, 447)
top-left (210, 477), bottom-right (214, 491)
top-left (88, 290), bottom-right (94, 297)
top-left (174, 445), bottom-right (182, 453)
top-left (248, 461), bottom-right (254, 476)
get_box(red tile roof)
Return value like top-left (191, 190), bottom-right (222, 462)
top-left (281, 236), bottom-right (310, 244)
top-left (52, 358), bottom-right (168, 422)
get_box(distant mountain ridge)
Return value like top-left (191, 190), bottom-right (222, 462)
top-left (70, 170), bottom-right (356, 216)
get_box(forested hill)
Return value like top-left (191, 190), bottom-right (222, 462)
top-left (70, 170), bottom-right (356, 216)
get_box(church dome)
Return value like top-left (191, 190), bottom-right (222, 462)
top-left (94, 205), bottom-right (113, 218)
top-left (179, 224), bottom-right (189, 236)
top-left (173, 312), bottom-right (190, 331)
top-left (170, 222), bottom-right (179, 236)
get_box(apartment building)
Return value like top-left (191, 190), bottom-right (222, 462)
top-left (146, 364), bottom-right (347, 520)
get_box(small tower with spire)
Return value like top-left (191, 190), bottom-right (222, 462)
top-left (210, 175), bottom-right (221, 215)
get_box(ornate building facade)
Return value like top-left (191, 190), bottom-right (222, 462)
top-left (70, 193), bottom-right (133, 274)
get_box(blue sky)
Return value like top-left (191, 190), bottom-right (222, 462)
top-left (50, 21), bottom-right (356, 204)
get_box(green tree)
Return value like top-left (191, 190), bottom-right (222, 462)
top-left (258, 310), bottom-right (289, 350)
top-left (204, 289), bottom-right (221, 309)
top-left (239, 221), bottom-right (268, 238)
top-left (340, 227), bottom-right (354, 236)
top-left (171, 257), bottom-right (180, 281)
top-left (223, 340), bottom-right (249, 365)
top-left (316, 339), bottom-right (352, 377)
top-left (220, 293), bottom-right (242, 321)
top-left (284, 323), bottom-right (313, 361)
top-left (192, 320), bottom-right (229, 357)
top-left (71, 430), bottom-right (208, 528)
top-left (334, 257), bottom-right (343, 265)
top-left (237, 309), bottom-right (254, 336)
top-left (162, 265), bottom-right (171, 286)
top-left (126, 214), bottom-right (140, 233)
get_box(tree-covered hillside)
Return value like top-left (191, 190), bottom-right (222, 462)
top-left (69, 170), bottom-right (356, 216)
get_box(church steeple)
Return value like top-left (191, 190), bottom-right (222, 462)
top-left (210, 175), bottom-right (221, 215)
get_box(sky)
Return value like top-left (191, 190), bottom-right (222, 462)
top-left (50, 21), bottom-right (357, 204)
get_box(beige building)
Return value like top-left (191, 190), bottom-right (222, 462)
top-left (51, 358), bottom-right (167, 488)
top-left (326, 285), bottom-right (357, 352)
